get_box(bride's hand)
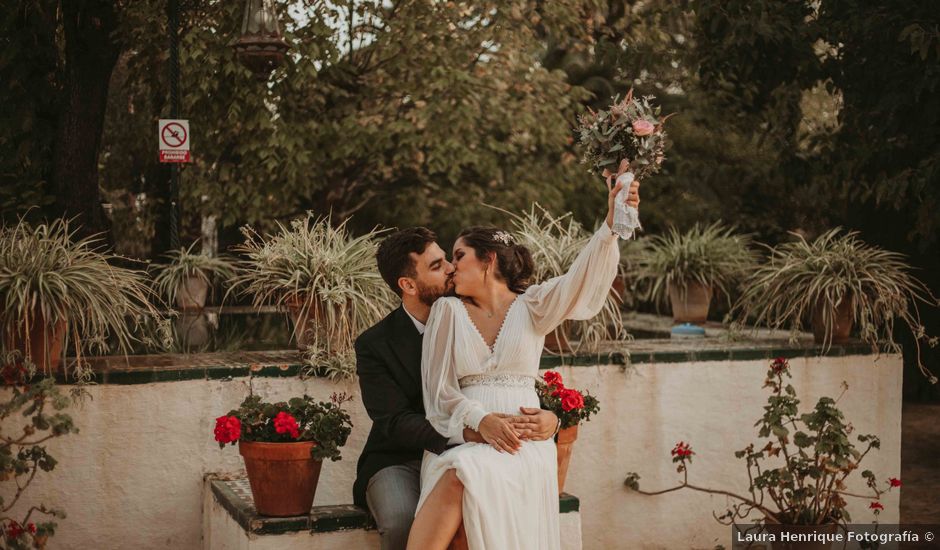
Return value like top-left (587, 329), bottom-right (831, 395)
top-left (478, 414), bottom-right (522, 454)
top-left (604, 159), bottom-right (641, 229)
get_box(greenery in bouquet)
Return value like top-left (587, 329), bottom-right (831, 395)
top-left (537, 371), bottom-right (600, 430)
top-left (624, 358), bottom-right (900, 526)
top-left (576, 89), bottom-right (671, 179)
top-left (214, 392), bottom-right (354, 461)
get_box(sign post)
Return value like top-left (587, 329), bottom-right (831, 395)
top-left (159, 119), bottom-right (191, 163)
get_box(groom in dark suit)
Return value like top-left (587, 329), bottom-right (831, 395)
top-left (354, 227), bottom-right (559, 550)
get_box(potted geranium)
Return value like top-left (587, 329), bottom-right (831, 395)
top-left (497, 204), bottom-right (627, 353)
top-left (537, 370), bottom-right (600, 493)
top-left (733, 229), bottom-right (938, 383)
top-left (632, 223), bottom-right (756, 324)
top-left (214, 392), bottom-right (354, 517)
top-left (151, 242), bottom-right (236, 311)
top-left (624, 358), bottom-right (900, 545)
top-left (0, 218), bottom-right (158, 380)
top-left (232, 214), bottom-right (394, 375)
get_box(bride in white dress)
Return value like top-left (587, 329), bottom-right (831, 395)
top-left (406, 162), bottom-right (640, 550)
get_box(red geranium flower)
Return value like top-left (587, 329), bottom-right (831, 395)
top-left (5, 521), bottom-right (24, 538)
top-left (560, 389), bottom-right (585, 412)
top-left (543, 371), bottom-right (563, 387)
top-left (274, 411), bottom-right (301, 439)
top-left (771, 357), bottom-right (788, 373)
top-left (213, 415), bottom-right (241, 444)
top-left (888, 477), bottom-right (902, 488)
top-left (26, 523), bottom-right (36, 535)
top-left (671, 441), bottom-right (694, 459)
top-left (869, 501), bottom-right (884, 511)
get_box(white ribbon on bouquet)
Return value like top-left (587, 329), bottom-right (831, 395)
top-left (612, 171), bottom-right (641, 240)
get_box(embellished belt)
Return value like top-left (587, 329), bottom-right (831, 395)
top-left (458, 373), bottom-right (535, 389)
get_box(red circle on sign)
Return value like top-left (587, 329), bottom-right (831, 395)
top-left (161, 123), bottom-right (187, 148)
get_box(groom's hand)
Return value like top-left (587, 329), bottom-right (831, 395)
top-left (505, 408), bottom-right (558, 441)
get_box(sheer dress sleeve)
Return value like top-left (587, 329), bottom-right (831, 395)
top-left (522, 224), bottom-right (621, 335)
top-left (422, 298), bottom-right (490, 438)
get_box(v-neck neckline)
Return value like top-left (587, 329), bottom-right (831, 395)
top-left (459, 295), bottom-right (520, 353)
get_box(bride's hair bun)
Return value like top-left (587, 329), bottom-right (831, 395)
top-left (456, 226), bottom-right (535, 293)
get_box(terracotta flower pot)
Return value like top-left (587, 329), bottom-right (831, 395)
top-left (668, 281), bottom-right (712, 324)
top-left (285, 295), bottom-right (348, 352)
top-left (5, 311), bottom-right (67, 374)
top-left (556, 424), bottom-right (579, 494)
top-left (239, 440), bottom-right (323, 517)
top-left (175, 275), bottom-right (209, 311)
top-left (811, 295), bottom-right (854, 345)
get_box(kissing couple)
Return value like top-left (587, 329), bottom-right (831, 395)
top-left (353, 161), bottom-right (640, 550)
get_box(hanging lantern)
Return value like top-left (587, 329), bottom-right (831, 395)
top-left (231, 0), bottom-right (290, 81)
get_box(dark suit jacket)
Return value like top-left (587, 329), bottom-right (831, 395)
top-left (353, 305), bottom-right (449, 508)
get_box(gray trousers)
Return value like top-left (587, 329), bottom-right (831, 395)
top-left (365, 460), bottom-right (422, 550)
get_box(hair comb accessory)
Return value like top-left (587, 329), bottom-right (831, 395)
top-left (493, 231), bottom-right (513, 245)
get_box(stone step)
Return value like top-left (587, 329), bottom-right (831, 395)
top-left (204, 477), bottom-right (582, 549)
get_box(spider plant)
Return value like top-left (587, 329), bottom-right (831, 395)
top-left (151, 242), bottom-right (236, 310)
top-left (732, 229), bottom-right (939, 383)
top-left (631, 223), bottom-right (757, 320)
top-left (496, 203), bottom-right (627, 354)
top-left (0, 218), bottom-right (159, 380)
top-left (231, 213), bottom-right (394, 375)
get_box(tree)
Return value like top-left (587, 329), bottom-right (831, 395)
top-left (0, 1), bottom-right (125, 238)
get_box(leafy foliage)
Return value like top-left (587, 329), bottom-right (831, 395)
top-left (150, 242), bottom-right (237, 308)
top-left (0, 218), bottom-right (160, 381)
top-left (625, 358), bottom-right (900, 526)
top-left (1, 360), bottom-right (80, 549)
top-left (733, 229), bottom-right (939, 381)
top-left (631, 222), bottom-right (756, 309)
top-left (231, 213), bottom-right (394, 371)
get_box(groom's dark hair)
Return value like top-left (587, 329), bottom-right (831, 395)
top-left (376, 227), bottom-right (438, 297)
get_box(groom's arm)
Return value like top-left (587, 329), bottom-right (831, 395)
top-left (355, 337), bottom-right (450, 455)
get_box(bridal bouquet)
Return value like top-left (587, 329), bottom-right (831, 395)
top-left (536, 371), bottom-right (600, 430)
top-left (576, 90), bottom-right (671, 239)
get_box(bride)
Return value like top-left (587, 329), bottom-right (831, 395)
top-left (406, 161), bottom-right (640, 550)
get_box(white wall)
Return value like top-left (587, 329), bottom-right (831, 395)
top-left (4, 353), bottom-right (901, 550)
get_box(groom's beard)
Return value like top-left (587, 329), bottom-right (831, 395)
top-left (417, 280), bottom-right (450, 307)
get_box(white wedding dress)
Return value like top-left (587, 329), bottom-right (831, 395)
top-left (417, 225), bottom-right (621, 550)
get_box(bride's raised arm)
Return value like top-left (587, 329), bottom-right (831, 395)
top-left (523, 167), bottom-right (635, 335)
top-left (422, 297), bottom-right (489, 439)
top-left (522, 224), bottom-right (621, 336)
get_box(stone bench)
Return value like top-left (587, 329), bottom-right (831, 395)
top-left (204, 477), bottom-right (583, 549)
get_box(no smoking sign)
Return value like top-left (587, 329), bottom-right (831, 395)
top-left (159, 119), bottom-right (191, 163)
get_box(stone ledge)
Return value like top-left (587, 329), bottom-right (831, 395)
top-left (45, 340), bottom-right (881, 385)
top-left (208, 477), bottom-right (580, 536)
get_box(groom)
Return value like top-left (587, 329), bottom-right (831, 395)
top-left (354, 227), bottom-right (560, 550)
